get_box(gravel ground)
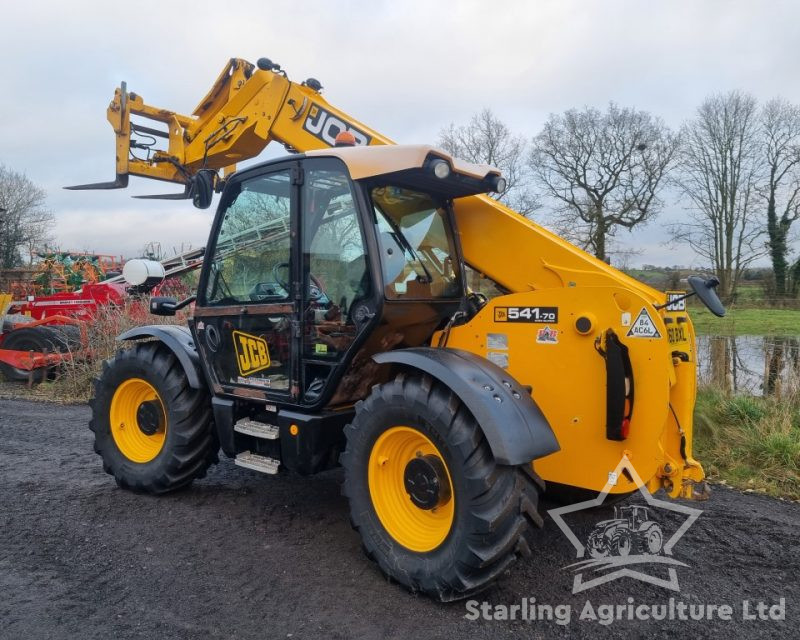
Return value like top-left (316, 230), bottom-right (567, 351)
top-left (0, 396), bottom-right (797, 639)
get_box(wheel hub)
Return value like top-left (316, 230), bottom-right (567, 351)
top-left (109, 378), bottom-right (167, 463)
top-left (367, 426), bottom-right (455, 552)
top-left (403, 454), bottom-right (451, 510)
top-left (136, 400), bottom-right (164, 436)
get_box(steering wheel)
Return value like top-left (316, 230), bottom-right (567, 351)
top-left (272, 262), bottom-right (325, 301)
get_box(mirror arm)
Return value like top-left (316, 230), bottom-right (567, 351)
top-left (168, 295), bottom-right (197, 312)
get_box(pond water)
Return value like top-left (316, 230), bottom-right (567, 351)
top-left (696, 335), bottom-right (800, 396)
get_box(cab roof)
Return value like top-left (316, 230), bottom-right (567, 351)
top-left (305, 144), bottom-right (501, 181)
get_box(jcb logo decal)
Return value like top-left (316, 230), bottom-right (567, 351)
top-left (304, 105), bottom-right (372, 147)
top-left (233, 330), bottom-right (271, 376)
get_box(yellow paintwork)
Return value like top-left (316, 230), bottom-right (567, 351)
top-left (109, 378), bottom-right (166, 463)
top-left (0, 293), bottom-right (12, 316)
top-left (442, 289), bottom-right (694, 497)
top-left (305, 144), bottom-right (498, 180)
top-left (93, 58), bottom-right (707, 499)
top-left (106, 59), bottom-right (391, 185)
top-left (368, 426), bottom-right (454, 552)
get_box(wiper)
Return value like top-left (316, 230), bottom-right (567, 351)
top-left (373, 200), bottom-right (435, 284)
top-left (391, 231), bottom-right (433, 284)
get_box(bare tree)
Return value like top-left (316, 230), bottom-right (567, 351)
top-left (0, 165), bottom-right (53, 268)
top-left (438, 109), bottom-right (536, 215)
top-left (528, 103), bottom-right (679, 262)
top-left (760, 98), bottom-right (800, 298)
top-left (673, 92), bottom-right (766, 302)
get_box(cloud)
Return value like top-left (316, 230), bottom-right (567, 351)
top-left (2, 0), bottom-right (799, 265)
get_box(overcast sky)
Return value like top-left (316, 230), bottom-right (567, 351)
top-left (2, 0), bottom-right (799, 267)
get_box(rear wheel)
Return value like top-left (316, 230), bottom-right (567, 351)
top-left (639, 522), bottom-right (664, 555)
top-left (89, 341), bottom-right (217, 493)
top-left (341, 373), bottom-right (544, 601)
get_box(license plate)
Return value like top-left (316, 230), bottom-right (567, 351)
top-left (667, 325), bottom-right (688, 344)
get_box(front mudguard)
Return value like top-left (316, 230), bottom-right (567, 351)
top-left (373, 347), bottom-right (560, 465)
top-left (117, 325), bottom-right (205, 389)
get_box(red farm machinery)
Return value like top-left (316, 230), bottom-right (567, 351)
top-left (0, 248), bottom-right (204, 383)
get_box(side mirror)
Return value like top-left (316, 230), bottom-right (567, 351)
top-left (191, 170), bottom-right (216, 209)
top-left (149, 296), bottom-right (177, 316)
top-left (688, 275), bottom-right (726, 317)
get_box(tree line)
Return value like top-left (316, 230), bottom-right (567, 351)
top-left (439, 93), bottom-right (800, 303)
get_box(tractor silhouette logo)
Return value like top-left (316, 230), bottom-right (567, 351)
top-left (548, 455), bottom-right (703, 593)
top-left (586, 504), bottom-right (664, 558)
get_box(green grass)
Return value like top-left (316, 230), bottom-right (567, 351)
top-left (694, 387), bottom-right (800, 499)
top-left (689, 306), bottom-right (800, 335)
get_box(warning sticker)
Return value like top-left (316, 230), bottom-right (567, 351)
top-left (487, 351), bottom-right (509, 368)
top-left (626, 308), bottom-right (662, 339)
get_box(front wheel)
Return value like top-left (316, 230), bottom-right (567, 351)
top-left (340, 373), bottom-right (544, 601)
top-left (89, 341), bottom-right (217, 493)
top-left (587, 530), bottom-right (609, 558)
top-left (611, 530), bottom-right (633, 556)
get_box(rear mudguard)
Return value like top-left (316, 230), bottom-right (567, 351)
top-left (373, 347), bottom-right (560, 465)
top-left (117, 325), bottom-right (204, 389)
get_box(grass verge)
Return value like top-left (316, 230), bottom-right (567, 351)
top-left (689, 306), bottom-right (800, 336)
top-left (694, 386), bottom-right (800, 499)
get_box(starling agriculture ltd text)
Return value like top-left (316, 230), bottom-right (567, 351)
top-left (464, 597), bottom-right (787, 626)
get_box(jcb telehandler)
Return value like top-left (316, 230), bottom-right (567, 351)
top-left (70, 57), bottom-right (723, 601)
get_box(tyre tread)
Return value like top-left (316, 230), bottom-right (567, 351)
top-left (340, 374), bottom-right (545, 601)
top-left (89, 341), bottom-right (216, 494)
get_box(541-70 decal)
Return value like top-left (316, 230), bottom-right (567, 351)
top-left (494, 306), bottom-right (558, 323)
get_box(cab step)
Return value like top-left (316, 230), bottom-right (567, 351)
top-left (234, 451), bottom-right (280, 475)
top-left (234, 418), bottom-right (279, 440)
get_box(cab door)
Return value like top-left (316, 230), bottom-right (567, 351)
top-left (194, 163), bottom-right (300, 402)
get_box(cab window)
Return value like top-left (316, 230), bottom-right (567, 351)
top-left (302, 165), bottom-right (370, 360)
top-left (369, 186), bottom-right (462, 299)
top-left (205, 170), bottom-right (292, 305)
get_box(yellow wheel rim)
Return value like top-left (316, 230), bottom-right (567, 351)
top-left (368, 426), bottom-right (455, 552)
top-left (109, 378), bottom-right (166, 463)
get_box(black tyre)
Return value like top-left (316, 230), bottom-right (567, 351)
top-left (0, 326), bottom-right (72, 381)
top-left (89, 341), bottom-right (217, 494)
top-left (340, 373), bottom-right (544, 601)
top-left (49, 324), bottom-right (82, 350)
top-left (2, 314), bottom-right (35, 333)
